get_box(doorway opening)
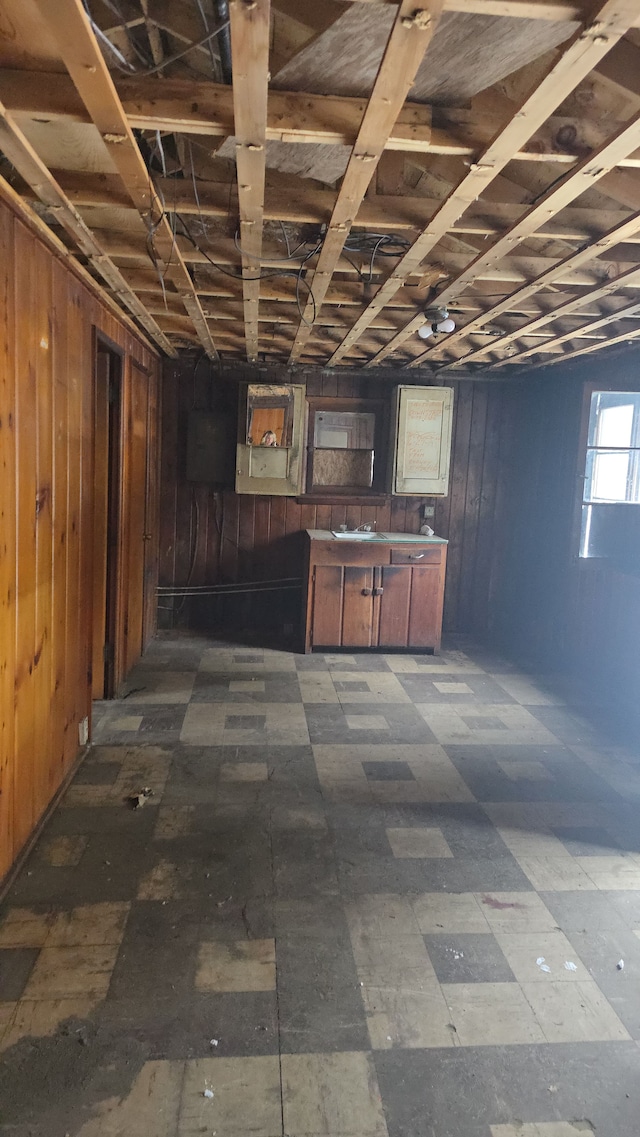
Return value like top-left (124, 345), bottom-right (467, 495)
top-left (92, 338), bottom-right (122, 701)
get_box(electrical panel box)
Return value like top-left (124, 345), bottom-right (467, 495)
top-left (186, 410), bottom-right (236, 485)
top-left (391, 385), bottom-right (454, 496)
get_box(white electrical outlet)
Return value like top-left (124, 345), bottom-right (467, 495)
top-left (78, 716), bottom-right (89, 746)
top-left (423, 504), bottom-right (435, 519)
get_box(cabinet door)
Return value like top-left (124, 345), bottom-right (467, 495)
top-left (311, 565), bottom-right (344, 646)
top-left (408, 564), bottom-right (445, 649)
top-left (392, 385), bottom-right (453, 495)
top-left (378, 565), bottom-right (411, 647)
top-left (342, 566), bottom-right (377, 648)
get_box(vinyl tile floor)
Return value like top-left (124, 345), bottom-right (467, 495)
top-left (2, 634), bottom-right (640, 1136)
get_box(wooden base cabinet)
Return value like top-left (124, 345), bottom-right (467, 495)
top-left (303, 531), bottom-right (447, 653)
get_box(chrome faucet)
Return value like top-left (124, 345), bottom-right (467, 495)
top-left (355, 522), bottom-right (376, 532)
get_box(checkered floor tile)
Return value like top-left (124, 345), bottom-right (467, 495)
top-left (1, 634), bottom-right (640, 1135)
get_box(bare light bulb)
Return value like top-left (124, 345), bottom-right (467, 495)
top-left (418, 323), bottom-right (434, 339)
top-left (436, 317), bottom-right (456, 334)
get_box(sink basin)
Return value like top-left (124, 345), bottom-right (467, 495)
top-left (330, 531), bottom-right (387, 540)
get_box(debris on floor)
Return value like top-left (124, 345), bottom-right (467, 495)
top-left (565, 961), bottom-right (578, 972)
top-left (127, 787), bottom-right (154, 809)
top-left (536, 957), bottom-right (552, 973)
top-left (203, 1088), bottom-right (215, 1100)
top-left (617, 959), bottom-right (625, 970)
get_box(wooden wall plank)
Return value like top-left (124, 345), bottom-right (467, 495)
top-left (0, 206), bottom-right (16, 880)
top-left (0, 187), bottom-right (161, 886)
top-left (158, 360), bottom-right (513, 641)
top-left (13, 223), bottom-right (38, 852)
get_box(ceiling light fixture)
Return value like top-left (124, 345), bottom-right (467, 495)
top-left (417, 307), bottom-right (456, 340)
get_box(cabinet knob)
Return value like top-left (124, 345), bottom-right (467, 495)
top-left (361, 587), bottom-right (372, 596)
top-left (374, 587), bottom-right (384, 596)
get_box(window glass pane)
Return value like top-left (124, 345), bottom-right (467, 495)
top-left (587, 390), bottom-right (640, 447)
top-left (584, 449), bottom-right (640, 503)
top-left (314, 411), bottom-right (375, 449)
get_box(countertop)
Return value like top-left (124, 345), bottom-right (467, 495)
top-left (306, 529), bottom-right (448, 545)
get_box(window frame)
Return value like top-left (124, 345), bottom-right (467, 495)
top-left (303, 396), bottom-right (389, 499)
top-left (574, 379), bottom-right (640, 561)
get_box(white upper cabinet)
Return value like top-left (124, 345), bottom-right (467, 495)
top-left (391, 385), bottom-right (454, 496)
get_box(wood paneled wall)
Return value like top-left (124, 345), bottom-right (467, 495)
top-left (491, 350), bottom-right (640, 726)
top-left (159, 358), bottom-right (517, 638)
top-left (0, 189), bottom-right (160, 884)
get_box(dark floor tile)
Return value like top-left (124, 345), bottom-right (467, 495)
top-left (398, 856), bottom-right (534, 895)
top-left (305, 703), bottom-right (436, 745)
top-left (319, 653), bottom-right (393, 672)
top-left (461, 715), bottom-right (508, 731)
top-left (274, 895), bottom-right (350, 940)
top-left (337, 853), bottom-right (410, 896)
top-left (277, 933), bottom-right (368, 1053)
top-left (362, 761), bottom-right (415, 782)
top-left (540, 889), bottom-right (627, 933)
top-left (99, 990), bottom-right (278, 1059)
top-left (563, 925), bottom-right (640, 1039)
top-left (225, 714), bottom-right (266, 730)
top-left (374, 1042), bottom-right (640, 1137)
top-left (551, 825), bottom-right (622, 856)
top-left (397, 673), bottom-right (517, 705)
top-left (138, 707), bottom-right (186, 733)
top-left (46, 804), bottom-right (158, 839)
top-left (272, 831), bottom-right (339, 899)
top-left (525, 703), bottom-right (600, 745)
top-left (73, 761), bottom-right (122, 786)
top-left (424, 933), bottom-right (515, 983)
top-left (0, 948), bottom-right (40, 1000)
top-left (191, 671), bottom-right (302, 703)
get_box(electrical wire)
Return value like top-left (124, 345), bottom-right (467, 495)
top-left (83, 0), bottom-right (229, 76)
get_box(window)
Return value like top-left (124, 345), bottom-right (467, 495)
top-left (305, 398), bottom-right (387, 497)
top-left (580, 390), bottom-right (640, 558)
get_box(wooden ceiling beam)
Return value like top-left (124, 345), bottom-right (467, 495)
top-left (430, 207), bottom-right (640, 370)
top-left (43, 169), bottom-right (640, 244)
top-left (335, 0), bottom-right (584, 16)
top-left (323, 0), bottom-right (640, 368)
top-left (0, 94), bottom-right (176, 356)
top-left (31, 0), bottom-right (218, 360)
top-left (286, 0), bottom-right (444, 364)
top-left (0, 70), bottom-right (434, 153)
top-left (15, 69), bottom-right (640, 166)
top-left (492, 292), bottom-right (640, 365)
top-left (229, 0), bottom-right (270, 362)
top-left (519, 318), bottom-right (640, 368)
top-left (400, 109), bottom-right (640, 367)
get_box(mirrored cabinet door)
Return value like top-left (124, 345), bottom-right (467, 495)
top-left (236, 383), bottom-right (306, 496)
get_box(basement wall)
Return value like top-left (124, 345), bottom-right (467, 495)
top-left (492, 352), bottom-right (640, 728)
top-left (0, 186), bottom-right (161, 884)
top-left (159, 357), bottom-right (519, 641)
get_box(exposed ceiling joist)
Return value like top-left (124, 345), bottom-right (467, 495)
top-left (36, 169), bottom-right (639, 245)
top-left (432, 206), bottom-right (640, 370)
top-left (229, 0), bottom-right (270, 362)
top-left (287, 0), bottom-right (444, 364)
top-left (403, 107), bottom-right (640, 367)
top-left (0, 94), bottom-right (176, 355)
top-left (494, 289), bottom-right (640, 366)
top-left (334, 0), bottom-right (583, 16)
top-left (31, 0), bottom-right (218, 360)
top-left (323, 0), bottom-right (640, 368)
top-left (520, 315), bottom-right (640, 366)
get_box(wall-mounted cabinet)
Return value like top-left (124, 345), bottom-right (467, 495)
top-left (391, 385), bottom-right (453, 496)
top-left (236, 383), bottom-right (305, 495)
